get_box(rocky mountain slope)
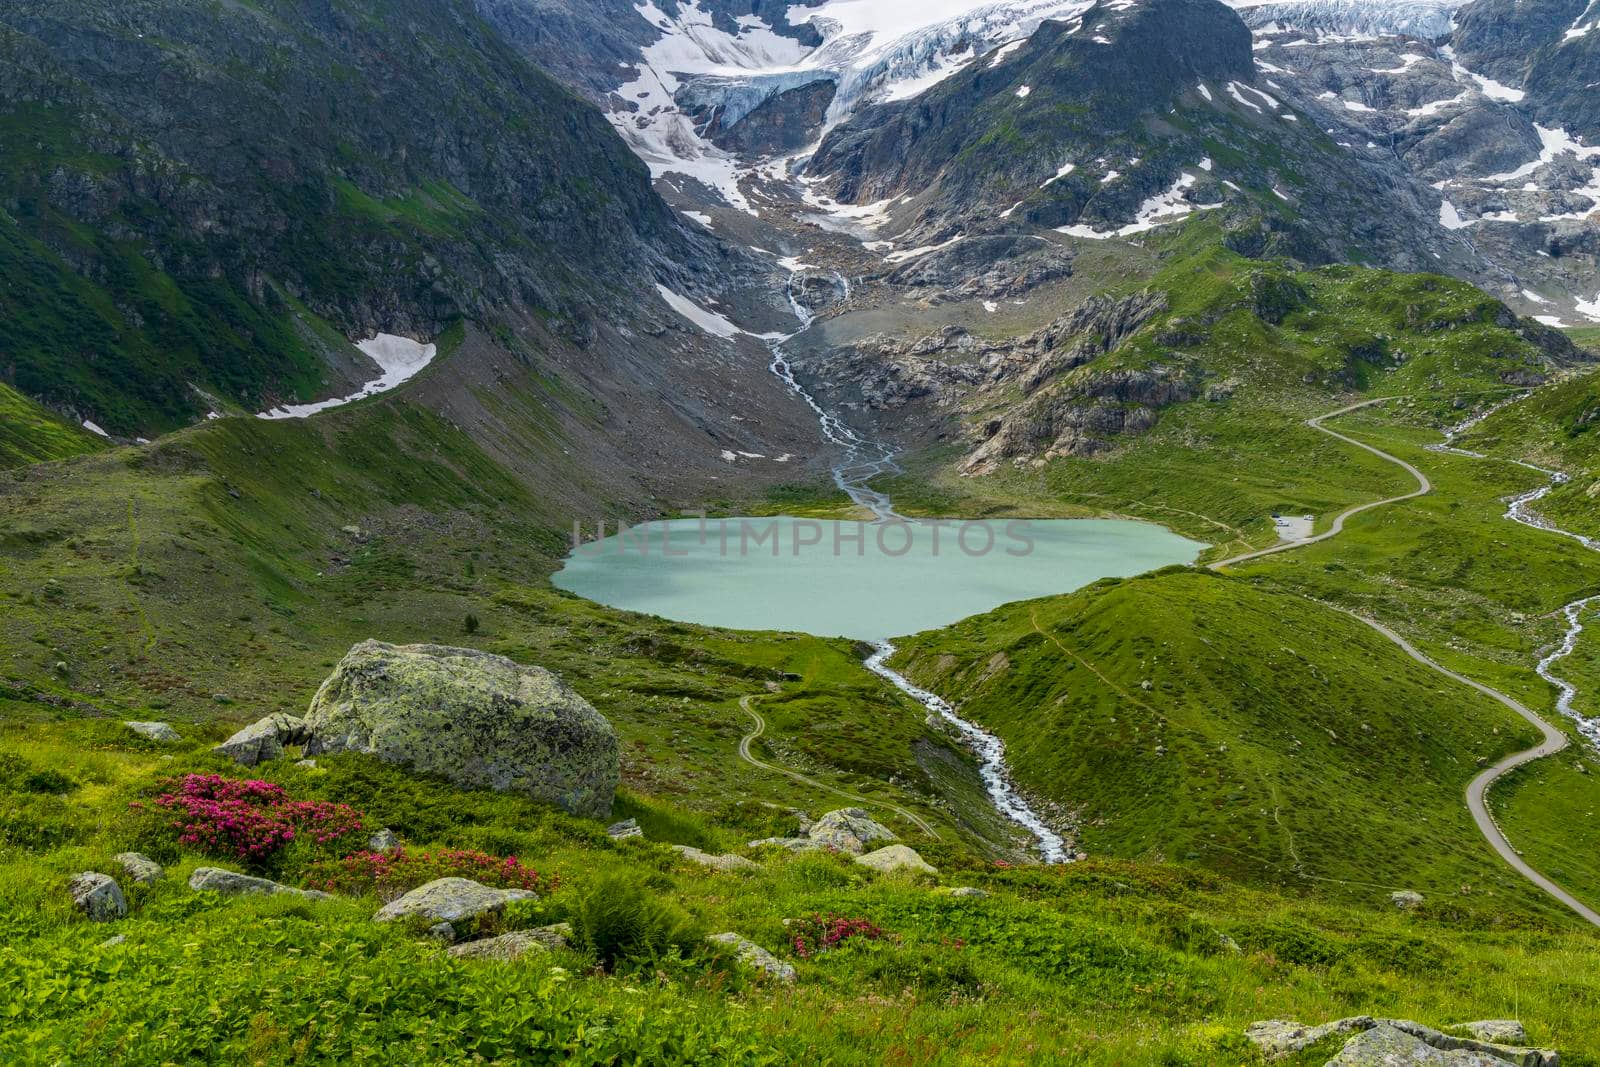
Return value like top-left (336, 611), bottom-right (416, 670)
top-left (0, 0), bottom-right (716, 435)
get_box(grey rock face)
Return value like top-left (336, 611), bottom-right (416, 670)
top-left (670, 845), bottom-right (760, 873)
top-left (112, 852), bottom-right (163, 885)
top-left (806, 808), bottom-right (897, 855)
top-left (372, 877), bottom-right (537, 927)
top-left (689, 77), bottom-right (837, 156)
top-left (188, 867), bottom-right (330, 900)
top-left (124, 721), bottom-right (179, 743)
top-left (706, 932), bottom-right (796, 982)
top-left (69, 872), bottom-right (127, 922)
top-left (854, 844), bottom-right (937, 875)
top-left (448, 924), bottom-right (572, 960)
top-left (304, 642), bottom-right (620, 819)
top-left (214, 714), bottom-right (309, 767)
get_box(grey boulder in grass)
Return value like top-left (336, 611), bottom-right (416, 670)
top-left (68, 872), bottom-right (127, 922)
top-left (373, 877), bottom-right (538, 930)
top-left (304, 641), bottom-right (620, 819)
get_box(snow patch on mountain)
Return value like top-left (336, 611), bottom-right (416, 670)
top-left (1056, 169), bottom-right (1222, 240)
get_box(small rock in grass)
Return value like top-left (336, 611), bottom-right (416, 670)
top-left (189, 866), bottom-right (330, 900)
top-left (1450, 1021), bottom-right (1527, 1045)
top-left (99, 934), bottom-right (127, 948)
top-left (854, 844), bottom-right (936, 876)
top-left (1390, 889), bottom-right (1424, 911)
top-left (368, 828), bottom-right (400, 851)
top-left (372, 877), bottom-right (536, 927)
top-left (1245, 1018), bottom-right (1376, 1059)
top-left (295, 758), bottom-right (319, 769)
top-left (449, 925), bottom-right (571, 960)
top-left (807, 808), bottom-right (896, 855)
top-left (112, 852), bottom-right (163, 885)
top-left (671, 845), bottom-right (760, 873)
top-left (605, 818), bottom-right (643, 840)
top-left (69, 872), bottom-right (127, 922)
top-left (706, 932), bottom-right (795, 983)
top-left (123, 721), bottom-right (180, 743)
top-left (428, 922), bottom-right (457, 942)
top-left (932, 886), bottom-right (988, 898)
top-left (214, 713), bottom-right (309, 767)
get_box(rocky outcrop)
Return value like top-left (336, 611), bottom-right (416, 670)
top-left (1246, 1016), bottom-right (1557, 1067)
top-left (372, 877), bottom-right (538, 931)
top-left (215, 714), bottom-right (309, 767)
top-left (694, 78), bottom-right (837, 157)
top-left (112, 852), bottom-right (163, 885)
top-left (123, 721), bottom-right (179, 743)
top-left (189, 867), bottom-right (331, 900)
top-left (670, 845), bottom-right (760, 873)
top-left (854, 844), bottom-right (937, 875)
top-left (304, 641), bottom-right (620, 819)
top-left (706, 932), bottom-right (796, 982)
top-left (69, 872), bottom-right (127, 922)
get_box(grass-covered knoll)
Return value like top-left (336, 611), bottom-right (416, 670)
top-left (0, 382), bottom-right (102, 470)
top-left (890, 568), bottom-right (1576, 920)
top-left (5, 725), bottom-right (1600, 1064)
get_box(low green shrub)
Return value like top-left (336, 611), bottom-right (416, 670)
top-left (570, 875), bottom-right (699, 973)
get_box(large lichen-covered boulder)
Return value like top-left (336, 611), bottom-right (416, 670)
top-left (303, 641), bottom-right (619, 818)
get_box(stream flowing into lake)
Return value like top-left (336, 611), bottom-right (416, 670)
top-left (1432, 400), bottom-right (1600, 746)
top-left (766, 274), bottom-right (1076, 860)
top-left (557, 273), bottom-right (1205, 862)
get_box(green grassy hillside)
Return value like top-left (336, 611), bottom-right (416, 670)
top-left (0, 382), bottom-right (102, 469)
top-left (3, 726), bottom-right (1599, 1064)
top-left (891, 569), bottom-right (1569, 917)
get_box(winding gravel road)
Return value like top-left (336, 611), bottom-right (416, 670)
top-left (1213, 398), bottom-right (1600, 927)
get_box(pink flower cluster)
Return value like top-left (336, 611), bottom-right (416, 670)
top-left (147, 773), bottom-right (364, 863)
top-left (307, 847), bottom-right (555, 899)
top-left (789, 913), bottom-right (885, 959)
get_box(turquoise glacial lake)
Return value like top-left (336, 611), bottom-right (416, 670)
top-left (552, 516), bottom-right (1207, 641)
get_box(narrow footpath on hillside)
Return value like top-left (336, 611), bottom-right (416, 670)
top-left (1212, 397), bottom-right (1600, 928)
top-left (735, 695), bottom-right (939, 838)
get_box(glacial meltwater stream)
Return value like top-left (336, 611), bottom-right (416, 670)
top-left (553, 277), bottom-right (1205, 861)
